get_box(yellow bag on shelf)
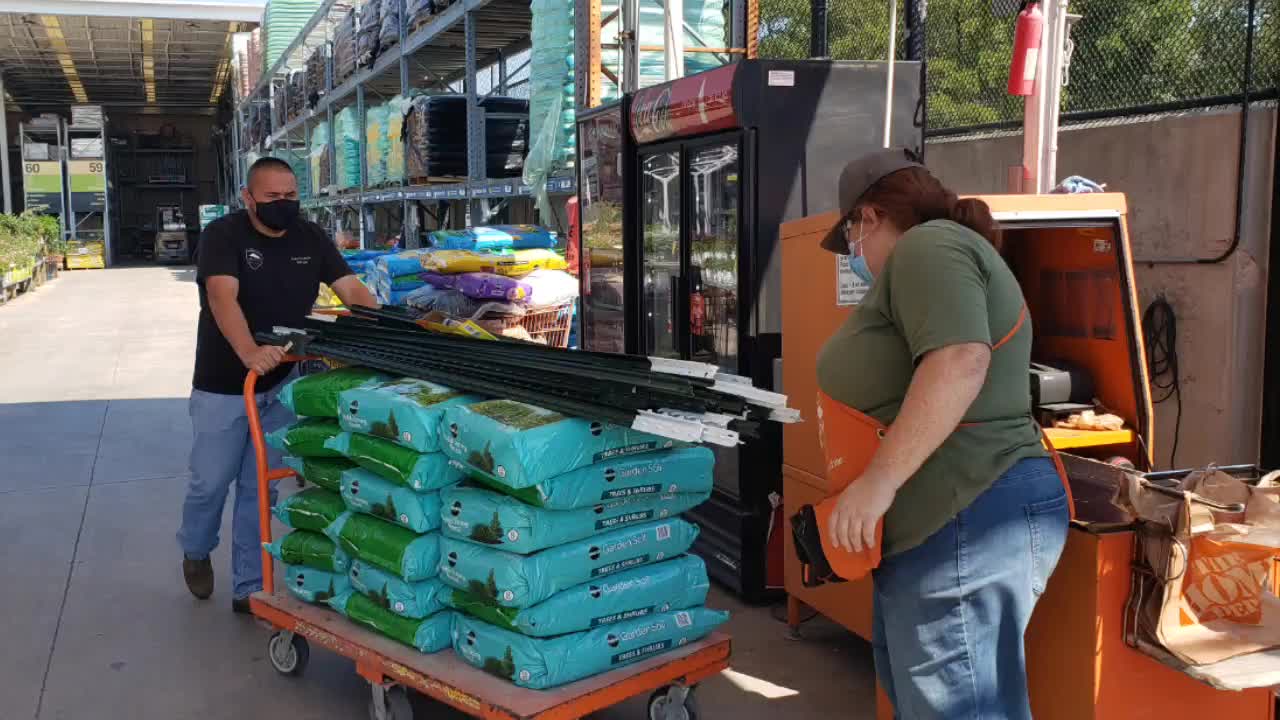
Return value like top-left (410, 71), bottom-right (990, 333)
top-left (421, 249), bottom-right (567, 277)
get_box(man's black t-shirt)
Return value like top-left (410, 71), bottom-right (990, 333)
top-left (193, 210), bottom-right (350, 395)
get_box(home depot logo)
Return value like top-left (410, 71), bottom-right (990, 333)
top-left (1182, 538), bottom-right (1273, 625)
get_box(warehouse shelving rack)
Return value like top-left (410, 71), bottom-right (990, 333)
top-left (235, 0), bottom-right (574, 249)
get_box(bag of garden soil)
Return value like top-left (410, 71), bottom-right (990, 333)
top-left (438, 519), bottom-right (700, 609)
top-left (283, 455), bottom-right (356, 493)
top-left (273, 488), bottom-right (348, 532)
top-left (440, 484), bottom-right (710, 554)
top-left (325, 431), bottom-right (465, 492)
top-left (441, 400), bottom-right (679, 490)
top-left (444, 555), bottom-right (710, 637)
top-left (470, 446), bottom-right (716, 510)
top-left (328, 591), bottom-right (453, 653)
top-left (266, 418), bottom-right (345, 458)
top-left (278, 366), bottom-right (387, 418)
top-left (337, 378), bottom-right (479, 453)
top-left (452, 606), bottom-right (728, 689)
top-left (264, 529), bottom-right (351, 574)
top-left (340, 467), bottom-right (447, 533)
top-left (349, 558), bottom-right (450, 619)
top-left (284, 564), bottom-right (350, 604)
top-left (326, 511), bottom-right (440, 582)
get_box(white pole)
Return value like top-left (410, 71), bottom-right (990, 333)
top-left (622, 0), bottom-right (640, 92)
top-left (1040, 0), bottom-right (1071, 193)
top-left (664, 0), bottom-right (684, 81)
top-left (882, 0), bottom-right (898, 147)
top-left (0, 75), bottom-right (11, 214)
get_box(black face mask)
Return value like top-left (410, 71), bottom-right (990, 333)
top-left (252, 199), bottom-right (300, 232)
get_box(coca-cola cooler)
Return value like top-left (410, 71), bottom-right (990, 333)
top-left (577, 59), bottom-right (922, 602)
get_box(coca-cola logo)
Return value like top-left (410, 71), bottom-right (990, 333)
top-left (633, 88), bottom-right (673, 139)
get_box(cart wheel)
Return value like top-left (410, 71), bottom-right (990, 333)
top-left (267, 631), bottom-right (310, 676)
top-left (368, 684), bottom-right (414, 720)
top-left (648, 685), bottom-right (698, 720)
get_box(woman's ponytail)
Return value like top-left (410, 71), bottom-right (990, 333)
top-left (950, 197), bottom-right (1001, 250)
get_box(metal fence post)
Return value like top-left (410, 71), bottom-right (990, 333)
top-left (809, 0), bottom-right (828, 58)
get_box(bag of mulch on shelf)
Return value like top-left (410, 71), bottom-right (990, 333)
top-left (452, 606), bottom-right (728, 689)
top-left (522, 269), bottom-right (580, 308)
top-left (440, 484), bottom-right (709, 554)
top-left (376, 248), bottom-right (436, 278)
top-left (427, 225), bottom-right (558, 252)
top-left (267, 418), bottom-right (345, 458)
top-left (325, 431), bottom-right (465, 492)
top-left (421, 249), bottom-right (568, 277)
top-left (445, 555), bottom-right (710, 637)
top-left (326, 511), bottom-right (441, 582)
top-left (475, 446), bottom-right (716, 510)
top-left (341, 467), bottom-right (447, 533)
top-left (284, 564), bottom-right (350, 604)
top-left (279, 367), bottom-right (387, 418)
top-left (264, 529), bottom-right (352, 574)
top-left (438, 519), bottom-right (700, 608)
top-left (328, 591), bottom-right (453, 653)
top-left (350, 558), bottom-right (450, 619)
top-left (402, 287), bottom-right (525, 324)
top-left (447, 272), bottom-right (534, 303)
top-left (274, 487), bottom-right (348, 532)
top-left (338, 378), bottom-right (479, 453)
top-left (283, 455), bottom-right (356, 493)
top-left (441, 400), bottom-right (679, 490)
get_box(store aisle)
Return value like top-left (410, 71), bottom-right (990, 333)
top-left (0, 266), bottom-right (875, 720)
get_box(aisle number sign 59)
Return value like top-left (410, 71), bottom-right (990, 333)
top-left (68, 159), bottom-right (106, 212)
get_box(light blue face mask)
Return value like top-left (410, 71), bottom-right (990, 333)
top-left (845, 221), bottom-right (875, 285)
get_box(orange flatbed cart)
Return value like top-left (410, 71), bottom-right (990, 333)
top-left (242, 365), bottom-right (731, 720)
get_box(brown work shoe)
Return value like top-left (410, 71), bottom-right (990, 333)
top-left (183, 556), bottom-right (214, 599)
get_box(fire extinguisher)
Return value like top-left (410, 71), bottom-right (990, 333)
top-left (1008, 0), bottom-right (1044, 96)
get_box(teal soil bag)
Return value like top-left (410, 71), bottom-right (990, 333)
top-left (278, 367), bottom-right (386, 418)
top-left (273, 488), bottom-right (348, 532)
top-left (440, 484), bottom-right (710, 554)
top-left (264, 529), bottom-right (352, 574)
top-left (326, 512), bottom-right (440, 582)
top-left (284, 564), bottom-right (350, 604)
top-left (283, 455), bottom-right (356, 493)
top-left (338, 378), bottom-right (479, 453)
top-left (452, 607), bottom-right (729, 689)
top-left (441, 400), bottom-right (679, 490)
top-left (341, 467), bottom-right (446, 533)
top-left (349, 558), bottom-right (450, 619)
top-left (438, 519), bottom-right (700, 608)
top-left (267, 419), bottom-right (345, 458)
top-left (467, 446), bottom-right (716, 510)
top-left (328, 591), bottom-right (453, 653)
top-left (325, 432), bottom-right (464, 492)
top-left (444, 555), bottom-right (710, 637)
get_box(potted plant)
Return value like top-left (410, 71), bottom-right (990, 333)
top-left (31, 213), bottom-right (65, 280)
top-left (0, 213), bottom-right (41, 302)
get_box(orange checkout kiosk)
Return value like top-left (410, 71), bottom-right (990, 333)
top-left (780, 193), bottom-right (1276, 719)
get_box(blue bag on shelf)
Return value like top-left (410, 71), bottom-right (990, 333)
top-left (440, 484), bottom-right (709, 554)
top-left (452, 607), bottom-right (728, 689)
top-left (284, 564), bottom-right (350, 604)
top-left (437, 519), bottom-right (699, 608)
top-left (338, 377), bottom-right (479, 453)
top-left (328, 591), bottom-right (454, 653)
top-left (340, 467), bottom-right (447, 533)
top-left (349, 558), bottom-right (450, 620)
top-left (428, 225), bottom-right (558, 252)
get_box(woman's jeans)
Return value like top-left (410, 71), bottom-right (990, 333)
top-left (871, 457), bottom-right (1070, 720)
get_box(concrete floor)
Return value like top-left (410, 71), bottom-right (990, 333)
top-left (0, 266), bottom-right (877, 720)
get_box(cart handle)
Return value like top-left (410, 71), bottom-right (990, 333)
top-left (245, 354), bottom-right (314, 596)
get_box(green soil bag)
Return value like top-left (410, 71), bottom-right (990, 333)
top-left (349, 558), bottom-right (450, 619)
top-left (469, 446), bottom-right (716, 510)
top-left (440, 484), bottom-right (710, 554)
top-left (340, 468), bottom-right (446, 533)
top-left (284, 564), bottom-right (350, 604)
top-left (282, 455), bottom-right (355, 493)
top-left (264, 529), bottom-right (351, 574)
top-left (273, 488), bottom-right (347, 532)
top-left (338, 378), bottom-right (479, 452)
top-left (452, 607), bottom-right (728, 689)
top-left (438, 519), bottom-right (700, 609)
top-left (441, 400), bottom-right (679, 490)
top-left (267, 418), bottom-right (345, 458)
top-left (279, 366), bottom-right (387, 418)
top-left (325, 431), bottom-right (465, 492)
top-left (326, 511), bottom-right (440, 582)
top-left (444, 555), bottom-right (710, 637)
top-left (328, 591), bottom-right (453, 653)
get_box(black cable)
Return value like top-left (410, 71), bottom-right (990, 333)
top-left (1143, 296), bottom-right (1181, 469)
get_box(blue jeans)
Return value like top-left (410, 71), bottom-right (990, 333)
top-left (871, 457), bottom-right (1069, 719)
top-left (177, 374), bottom-right (295, 599)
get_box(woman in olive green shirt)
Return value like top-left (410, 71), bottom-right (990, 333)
top-left (815, 149), bottom-right (1069, 719)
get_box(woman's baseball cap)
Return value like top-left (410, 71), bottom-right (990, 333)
top-left (821, 147), bottom-right (923, 255)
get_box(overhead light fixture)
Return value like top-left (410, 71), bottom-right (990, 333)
top-left (141, 18), bottom-right (156, 104)
top-left (39, 15), bottom-right (88, 103)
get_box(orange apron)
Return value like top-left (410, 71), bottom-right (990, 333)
top-left (804, 306), bottom-right (1076, 584)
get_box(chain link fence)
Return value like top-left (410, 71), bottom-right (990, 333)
top-left (757, 0), bottom-right (1279, 136)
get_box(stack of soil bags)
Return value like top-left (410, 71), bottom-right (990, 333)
top-left (378, 0), bottom-right (401, 56)
top-left (305, 45), bottom-right (327, 107)
top-left (263, 0), bottom-right (324, 69)
top-left (404, 95), bottom-right (529, 181)
top-left (309, 122), bottom-right (331, 194)
top-left (335, 107), bottom-right (363, 191)
top-left (333, 8), bottom-right (358, 84)
top-left (365, 103), bottom-right (389, 187)
top-left (524, 0), bottom-right (575, 219)
top-left (286, 70), bottom-right (306, 122)
top-left (356, 0), bottom-right (382, 69)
